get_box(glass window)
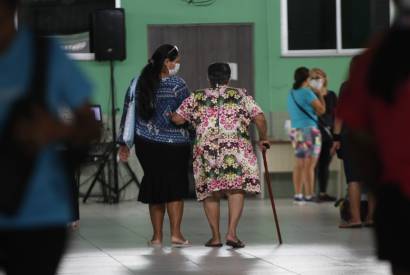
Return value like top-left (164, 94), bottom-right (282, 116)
top-left (342, 0), bottom-right (391, 49)
top-left (282, 0), bottom-right (391, 56)
top-left (287, 0), bottom-right (337, 50)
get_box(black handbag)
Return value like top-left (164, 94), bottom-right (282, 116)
top-left (0, 37), bottom-right (50, 216)
top-left (290, 91), bottom-right (333, 141)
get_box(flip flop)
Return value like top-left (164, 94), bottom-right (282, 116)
top-left (338, 222), bottom-right (363, 229)
top-left (226, 239), bottom-right (245, 249)
top-left (147, 240), bottom-right (162, 247)
top-left (171, 240), bottom-right (192, 248)
top-left (364, 221), bottom-right (374, 228)
top-left (205, 239), bottom-right (223, 247)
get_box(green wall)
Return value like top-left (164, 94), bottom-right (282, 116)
top-left (78, 0), bottom-right (352, 114)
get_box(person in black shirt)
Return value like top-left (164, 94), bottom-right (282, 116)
top-left (310, 68), bottom-right (338, 202)
top-left (333, 57), bottom-right (375, 229)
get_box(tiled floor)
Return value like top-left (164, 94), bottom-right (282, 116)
top-left (58, 199), bottom-right (391, 275)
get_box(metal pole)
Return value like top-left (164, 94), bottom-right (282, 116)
top-left (110, 60), bottom-right (119, 203)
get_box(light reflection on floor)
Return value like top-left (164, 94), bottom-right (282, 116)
top-left (57, 200), bottom-right (390, 275)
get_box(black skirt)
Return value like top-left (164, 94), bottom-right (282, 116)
top-left (134, 136), bottom-right (190, 204)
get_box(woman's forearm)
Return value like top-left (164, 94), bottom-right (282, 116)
top-left (333, 117), bottom-right (343, 134)
top-left (254, 114), bottom-right (268, 140)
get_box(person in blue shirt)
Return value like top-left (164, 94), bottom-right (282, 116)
top-left (0, 0), bottom-right (99, 274)
top-left (287, 67), bottom-right (326, 204)
top-left (118, 44), bottom-right (192, 247)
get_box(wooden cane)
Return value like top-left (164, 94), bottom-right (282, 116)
top-left (262, 145), bottom-right (283, 244)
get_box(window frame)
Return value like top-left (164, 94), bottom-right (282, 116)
top-left (280, 0), bottom-right (395, 57)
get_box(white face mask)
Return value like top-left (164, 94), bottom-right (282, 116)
top-left (309, 79), bottom-right (323, 90)
top-left (168, 63), bottom-right (180, 76)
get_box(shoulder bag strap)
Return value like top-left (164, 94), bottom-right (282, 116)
top-left (291, 91), bottom-right (333, 138)
top-left (290, 91), bottom-right (319, 124)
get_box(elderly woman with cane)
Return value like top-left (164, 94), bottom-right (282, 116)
top-left (170, 62), bottom-right (269, 248)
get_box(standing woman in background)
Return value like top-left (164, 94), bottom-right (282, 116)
top-left (310, 68), bottom-right (338, 202)
top-left (287, 67), bottom-right (326, 203)
top-left (118, 44), bottom-right (192, 247)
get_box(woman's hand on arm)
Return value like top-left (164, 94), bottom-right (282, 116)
top-left (309, 86), bottom-right (326, 115)
top-left (169, 112), bottom-right (186, 126)
top-left (311, 98), bottom-right (326, 116)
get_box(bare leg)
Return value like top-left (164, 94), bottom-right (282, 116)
top-left (203, 193), bottom-right (222, 244)
top-left (149, 204), bottom-right (166, 244)
top-left (304, 157), bottom-right (318, 197)
top-left (349, 182), bottom-right (362, 223)
top-left (166, 200), bottom-right (187, 243)
top-left (366, 192), bottom-right (376, 224)
top-left (293, 158), bottom-right (305, 195)
top-left (226, 191), bottom-right (245, 242)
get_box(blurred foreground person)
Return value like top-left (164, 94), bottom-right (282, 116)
top-left (0, 0), bottom-right (99, 274)
top-left (333, 58), bottom-right (375, 229)
top-left (337, 1), bottom-right (410, 274)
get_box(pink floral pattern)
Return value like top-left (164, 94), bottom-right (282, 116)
top-left (176, 86), bottom-right (263, 201)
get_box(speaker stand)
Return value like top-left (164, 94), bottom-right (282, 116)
top-left (118, 161), bottom-right (141, 194)
top-left (109, 60), bottom-right (120, 203)
top-left (82, 142), bottom-right (117, 203)
top-left (83, 60), bottom-right (138, 203)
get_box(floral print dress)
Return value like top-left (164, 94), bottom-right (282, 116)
top-left (176, 86), bottom-right (263, 201)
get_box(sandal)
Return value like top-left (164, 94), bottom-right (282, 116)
top-left (147, 240), bottom-right (163, 247)
top-left (205, 239), bottom-right (223, 248)
top-left (226, 239), bottom-right (245, 249)
top-left (171, 240), bottom-right (192, 248)
top-left (68, 220), bottom-right (80, 231)
top-left (338, 222), bottom-right (363, 229)
top-left (364, 221), bottom-right (374, 228)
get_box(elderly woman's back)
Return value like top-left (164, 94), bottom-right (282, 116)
top-left (182, 86), bottom-right (262, 140)
top-left (171, 63), bottom-right (269, 248)
top-left (176, 84), bottom-right (263, 201)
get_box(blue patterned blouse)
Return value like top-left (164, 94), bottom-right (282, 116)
top-left (119, 76), bottom-right (191, 145)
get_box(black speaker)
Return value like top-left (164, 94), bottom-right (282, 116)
top-left (91, 8), bottom-right (126, 61)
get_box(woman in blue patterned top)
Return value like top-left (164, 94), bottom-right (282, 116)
top-left (119, 44), bottom-right (191, 247)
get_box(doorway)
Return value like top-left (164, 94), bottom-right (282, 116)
top-left (148, 24), bottom-right (254, 95)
